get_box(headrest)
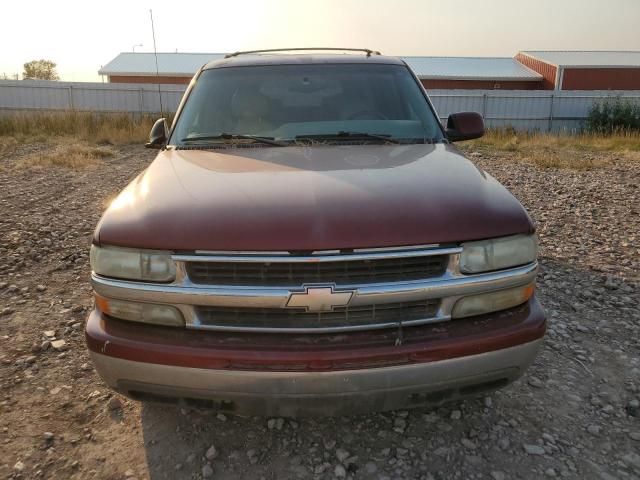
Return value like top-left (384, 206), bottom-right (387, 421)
top-left (231, 87), bottom-right (270, 118)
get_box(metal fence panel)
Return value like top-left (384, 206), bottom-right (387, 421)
top-left (1, 80), bottom-right (639, 132)
top-left (428, 89), bottom-right (640, 131)
top-left (70, 85), bottom-right (141, 112)
top-left (0, 79), bottom-right (188, 114)
top-left (0, 81), bottom-right (71, 110)
top-left (429, 93), bottom-right (485, 121)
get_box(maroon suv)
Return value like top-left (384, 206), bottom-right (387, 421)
top-left (86, 49), bottom-right (545, 416)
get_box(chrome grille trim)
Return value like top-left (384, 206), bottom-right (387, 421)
top-left (92, 263), bottom-right (537, 308)
top-left (91, 261), bottom-right (538, 333)
top-left (193, 244), bottom-right (441, 255)
top-left (173, 246), bottom-right (462, 264)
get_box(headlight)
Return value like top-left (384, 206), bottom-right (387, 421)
top-left (459, 234), bottom-right (537, 274)
top-left (90, 245), bottom-right (175, 282)
top-left (452, 283), bottom-right (535, 318)
top-left (95, 294), bottom-right (184, 327)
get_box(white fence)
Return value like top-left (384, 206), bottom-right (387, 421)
top-left (0, 79), bottom-right (185, 115)
top-left (429, 90), bottom-right (640, 131)
top-left (1, 79), bottom-right (640, 132)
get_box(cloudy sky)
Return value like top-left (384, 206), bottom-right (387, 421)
top-left (2, 0), bottom-right (640, 81)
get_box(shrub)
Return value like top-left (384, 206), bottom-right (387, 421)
top-left (586, 99), bottom-right (640, 133)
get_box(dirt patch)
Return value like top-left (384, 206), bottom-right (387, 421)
top-left (0, 141), bottom-right (638, 479)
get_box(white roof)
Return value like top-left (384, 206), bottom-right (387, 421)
top-left (519, 51), bottom-right (640, 68)
top-left (99, 52), bottom-right (543, 81)
top-left (401, 56), bottom-right (542, 81)
top-left (99, 52), bottom-right (226, 76)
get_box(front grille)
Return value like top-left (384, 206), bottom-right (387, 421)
top-left (195, 299), bottom-right (440, 331)
top-left (186, 255), bottom-right (448, 286)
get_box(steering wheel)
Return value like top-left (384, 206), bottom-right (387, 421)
top-left (346, 110), bottom-right (389, 120)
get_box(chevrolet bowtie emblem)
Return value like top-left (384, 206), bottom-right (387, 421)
top-left (286, 286), bottom-right (354, 312)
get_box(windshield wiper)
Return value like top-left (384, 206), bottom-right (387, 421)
top-left (408, 137), bottom-right (444, 144)
top-left (181, 133), bottom-right (286, 147)
top-left (295, 131), bottom-right (400, 144)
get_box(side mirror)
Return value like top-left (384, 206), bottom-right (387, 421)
top-left (145, 118), bottom-right (169, 149)
top-left (446, 112), bottom-right (484, 142)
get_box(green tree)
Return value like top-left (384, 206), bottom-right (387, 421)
top-left (23, 59), bottom-right (60, 81)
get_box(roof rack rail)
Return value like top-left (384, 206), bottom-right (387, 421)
top-left (224, 48), bottom-right (382, 58)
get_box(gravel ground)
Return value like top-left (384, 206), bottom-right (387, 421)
top-left (1, 142), bottom-right (639, 480)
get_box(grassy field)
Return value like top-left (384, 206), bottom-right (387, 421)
top-left (465, 129), bottom-right (640, 169)
top-left (0, 112), bottom-right (156, 168)
top-left (0, 111), bottom-right (156, 145)
top-left (1, 112), bottom-right (639, 170)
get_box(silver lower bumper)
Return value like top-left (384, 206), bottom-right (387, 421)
top-left (90, 338), bottom-right (542, 416)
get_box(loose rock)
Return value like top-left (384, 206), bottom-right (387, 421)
top-left (202, 463), bottom-right (213, 478)
top-left (334, 464), bottom-right (347, 478)
top-left (50, 339), bottom-right (66, 351)
top-left (523, 444), bottom-right (546, 456)
top-left (205, 445), bottom-right (218, 460)
top-left (107, 396), bottom-right (123, 411)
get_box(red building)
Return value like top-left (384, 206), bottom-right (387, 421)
top-left (516, 51), bottom-right (640, 90)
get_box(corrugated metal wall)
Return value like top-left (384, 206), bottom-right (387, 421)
top-left (0, 80), bottom-right (186, 114)
top-left (561, 68), bottom-right (640, 90)
top-left (1, 80), bottom-right (639, 132)
top-left (109, 75), bottom-right (192, 85)
top-left (429, 90), bottom-right (640, 131)
top-left (514, 54), bottom-right (557, 90)
top-left (420, 79), bottom-right (543, 90)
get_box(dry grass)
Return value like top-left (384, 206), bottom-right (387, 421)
top-left (0, 112), bottom-right (157, 170)
top-left (16, 143), bottom-right (114, 169)
top-left (2, 113), bottom-right (640, 171)
top-left (0, 136), bottom-right (19, 156)
top-left (472, 129), bottom-right (640, 152)
top-left (0, 111), bottom-right (157, 146)
top-left (465, 129), bottom-right (640, 170)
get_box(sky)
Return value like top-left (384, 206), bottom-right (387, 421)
top-left (2, 0), bottom-right (640, 81)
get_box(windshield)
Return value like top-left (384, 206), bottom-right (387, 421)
top-left (170, 63), bottom-right (444, 146)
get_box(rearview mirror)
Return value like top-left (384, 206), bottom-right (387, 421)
top-left (145, 118), bottom-right (168, 149)
top-left (446, 112), bottom-right (484, 142)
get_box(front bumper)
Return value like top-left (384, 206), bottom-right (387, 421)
top-left (86, 297), bottom-right (546, 416)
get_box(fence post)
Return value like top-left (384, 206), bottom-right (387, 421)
top-left (68, 85), bottom-right (74, 110)
top-left (482, 93), bottom-right (488, 119)
top-left (548, 94), bottom-right (555, 132)
top-left (139, 88), bottom-right (145, 117)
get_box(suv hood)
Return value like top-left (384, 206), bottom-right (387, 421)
top-left (96, 144), bottom-right (534, 251)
